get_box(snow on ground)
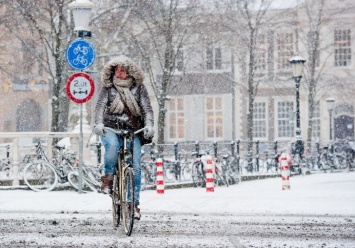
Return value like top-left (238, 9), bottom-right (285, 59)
top-left (0, 172), bottom-right (354, 216)
top-left (0, 172), bottom-right (354, 248)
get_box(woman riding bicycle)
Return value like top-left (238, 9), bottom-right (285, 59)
top-left (94, 55), bottom-right (154, 220)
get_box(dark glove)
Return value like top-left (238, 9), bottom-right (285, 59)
top-left (94, 123), bottom-right (105, 137)
top-left (144, 126), bottom-right (154, 139)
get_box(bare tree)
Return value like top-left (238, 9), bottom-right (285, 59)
top-left (297, 0), bottom-right (355, 147)
top-left (109, 0), bottom-right (199, 145)
top-left (5, 0), bottom-right (74, 132)
top-left (217, 0), bottom-right (277, 170)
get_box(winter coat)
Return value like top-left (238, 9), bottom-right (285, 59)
top-left (94, 55), bottom-right (154, 143)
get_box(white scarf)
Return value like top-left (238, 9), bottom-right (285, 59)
top-left (109, 78), bottom-right (142, 117)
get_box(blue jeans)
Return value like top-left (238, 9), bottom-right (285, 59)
top-left (101, 129), bottom-right (142, 205)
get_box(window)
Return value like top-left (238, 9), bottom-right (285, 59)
top-left (277, 101), bottom-right (294, 137)
top-left (175, 46), bottom-right (184, 72)
top-left (206, 42), bottom-right (222, 70)
top-left (334, 29), bottom-right (351, 67)
top-left (277, 33), bottom-right (293, 70)
top-left (206, 96), bottom-right (223, 138)
top-left (253, 102), bottom-right (266, 138)
top-left (255, 34), bottom-right (267, 72)
top-left (312, 101), bottom-right (320, 139)
top-left (168, 97), bottom-right (185, 139)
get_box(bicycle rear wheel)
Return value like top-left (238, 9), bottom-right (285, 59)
top-left (122, 167), bottom-right (135, 236)
top-left (112, 175), bottom-right (120, 227)
top-left (23, 161), bottom-right (58, 192)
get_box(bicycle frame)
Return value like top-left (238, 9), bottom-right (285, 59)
top-left (105, 127), bottom-right (145, 236)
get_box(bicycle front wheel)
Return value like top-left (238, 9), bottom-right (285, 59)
top-left (164, 161), bottom-right (175, 183)
top-left (181, 162), bottom-right (192, 181)
top-left (23, 162), bottom-right (58, 192)
top-left (67, 171), bottom-right (95, 192)
top-left (112, 174), bottom-right (120, 227)
top-left (122, 167), bottom-right (135, 236)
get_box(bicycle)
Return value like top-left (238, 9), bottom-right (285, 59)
top-left (67, 165), bottom-right (102, 192)
top-left (67, 142), bottom-right (103, 192)
top-left (23, 142), bottom-right (77, 191)
top-left (191, 150), bottom-right (207, 188)
top-left (106, 127), bottom-right (145, 236)
top-left (141, 147), bottom-right (159, 191)
top-left (214, 156), bottom-right (230, 187)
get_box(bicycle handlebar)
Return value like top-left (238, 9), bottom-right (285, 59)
top-left (105, 127), bottom-right (146, 136)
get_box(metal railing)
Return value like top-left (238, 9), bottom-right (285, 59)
top-left (0, 132), bottom-right (87, 186)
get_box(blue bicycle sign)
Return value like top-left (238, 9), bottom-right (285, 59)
top-left (66, 39), bottom-right (96, 70)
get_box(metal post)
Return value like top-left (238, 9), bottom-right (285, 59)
top-left (294, 76), bottom-right (301, 130)
top-left (213, 142), bottom-right (218, 158)
top-left (236, 140), bottom-right (240, 170)
top-left (329, 110), bottom-right (333, 140)
top-left (231, 54), bottom-right (236, 140)
top-left (256, 140), bottom-right (259, 172)
top-left (231, 141), bottom-right (235, 157)
top-left (78, 104), bottom-right (83, 193)
top-left (274, 141), bottom-right (278, 172)
top-left (174, 142), bottom-right (178, 161)
top-left (195, 141), bottom-right (199, 155)
top-left (316, 142), bottom-right (320, 169)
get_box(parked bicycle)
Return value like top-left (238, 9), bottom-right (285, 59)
top-left (319, 141), bottom-right (346, 172)
top-left (140, 146), bottom-right (159, 191)
top-left (191, 149), bottom-right (206, 188)
top-left (164, 150), bottom-right (192, 183)
top-left (67, 142), bottom-right (103, 192)
top-left (23, 142), bottom-right (78, 191)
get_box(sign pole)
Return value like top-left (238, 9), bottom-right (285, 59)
top-left (66, 39), bottom-right (96, 194)
top-left (78, 103), bottom-right (83, 193)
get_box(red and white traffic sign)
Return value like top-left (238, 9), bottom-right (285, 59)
top-left (66, 72), bottom-right (95, 104)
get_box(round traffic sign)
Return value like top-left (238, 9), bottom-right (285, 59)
top-left (66, 39), bottom-right (96, 70)
top-left (66, 72), bottom-right (95, 104)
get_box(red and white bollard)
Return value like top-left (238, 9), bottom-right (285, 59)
top-left (205, 155), bottom-right (214, 192)
top-left (156, 158), bottom-right (164, 194)
top-left (280, 152), bottom-right (292, 190)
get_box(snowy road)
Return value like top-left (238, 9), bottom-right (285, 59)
top-left (0, 211), bottom-right (354, 247)
top-left (1, 172), bottom-right (355, 247)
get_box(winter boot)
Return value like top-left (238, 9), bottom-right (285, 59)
top-left (101, 174), bottom-right (113, 194)
top-left (134, 204), bottom-right (141, 220)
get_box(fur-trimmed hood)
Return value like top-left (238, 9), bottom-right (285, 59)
top-left (101, 55), bottom-right (145, 88)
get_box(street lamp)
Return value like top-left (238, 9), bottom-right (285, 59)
top-left (68, 0), bottom-right (94, 38)
top-left (289, 56), bottom-right (306, 136)
top-left (289, 56), bottom-right (306, 159)
top-left (326, 97), bottom-right (335, 141)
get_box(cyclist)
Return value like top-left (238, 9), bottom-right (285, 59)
top-left (94, 55), bottom-right (154, 220)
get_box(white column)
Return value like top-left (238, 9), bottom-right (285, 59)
top-left (71, 103), bottom-right (93, 166)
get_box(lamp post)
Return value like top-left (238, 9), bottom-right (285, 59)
top-left (326, 97), bottom-right (335, 141)
top-left (68, 0), bottom-right (94, 193)
top-left (289, 56), bottom-right (306, 159)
